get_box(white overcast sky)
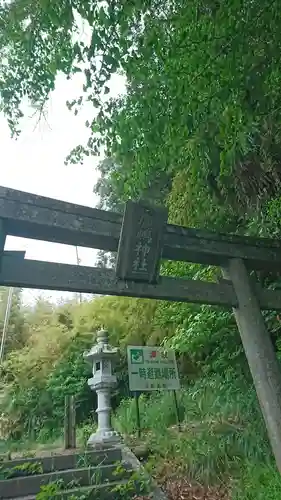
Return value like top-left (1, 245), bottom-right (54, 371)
top-left (0, 70), bottom-right (125, 303)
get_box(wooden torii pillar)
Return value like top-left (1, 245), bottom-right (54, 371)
top-left (224, 260), bottom-right (281, 472)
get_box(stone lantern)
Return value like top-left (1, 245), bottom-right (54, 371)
top-left (84, 328), bottom-right (120, 447)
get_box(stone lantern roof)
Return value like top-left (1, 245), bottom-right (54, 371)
top-left (84, 328), bottom-right (118, 363)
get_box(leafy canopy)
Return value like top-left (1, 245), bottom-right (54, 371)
top-left (1, 0), bottom-right (281, 211)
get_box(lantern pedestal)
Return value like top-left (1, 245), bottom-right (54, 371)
top-left (87, 380), bottom-right (120, 447)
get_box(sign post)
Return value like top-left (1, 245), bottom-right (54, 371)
top-left (127, 346), bottom-right (180, 436)
top-left (134, 392), bottom-right (141, 438)
top-left (173, 390), bottom-right (181, 432)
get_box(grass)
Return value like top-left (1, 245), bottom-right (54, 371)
top-left (0, 421), bottom-right (96, 458)
top-left (113, 374), bottom-right (280, 499)
top-left (1, 373), bottom-right (280, 498)
top-left (233, 461), bottom-right (281, 500)
top-left (0, 436), bottom-right (65, 459)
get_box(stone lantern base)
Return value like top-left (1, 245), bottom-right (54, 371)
top-left (87, 428), bottom-right (121, 449)
top-left (86, 383), bottom-right (121, 449)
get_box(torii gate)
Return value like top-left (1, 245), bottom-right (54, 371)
top-left (1, 186), bottom-right (281, 472)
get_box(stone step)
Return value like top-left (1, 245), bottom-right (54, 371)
top-left (0, 463), bottom-right (132, 498)
top-left (13, 479), bottom-right (135, 500)
top-left (0, 447), bottom-right (122, 474)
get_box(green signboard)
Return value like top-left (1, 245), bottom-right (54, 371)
top-left (127, 346), bottom-right (180, 391)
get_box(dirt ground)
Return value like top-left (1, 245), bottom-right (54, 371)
top-left (162, 479), bottom-right (230, 500)
top-left (135, 480), bottom-right (229, 500)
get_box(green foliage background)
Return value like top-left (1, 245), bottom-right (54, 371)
top-left (1, 0), bottom-right (281, 497)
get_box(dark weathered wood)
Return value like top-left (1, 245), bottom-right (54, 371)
top-left (0, 218), bottom-right (6, 273)
top-left (0, 218), bottom-right (6, 260)
top-left (0, 257), bottom-right (236, 306)
top-left (163, 228), bottom-right (281, 270)
top-left (64, 395), bottom-right (71, 449)
top-left (0, 196), bottom-right (120, 252)
top-left (173, 390), bottom-right (181, 432)
top-left (116, 201), bottom-right (167, 283)
top-left (134, 393), bottom-right (141, 438)
top-left (218, 277), bottom-right (281, 311)
top-left (1, 256), bottom-right (281, 310)
top-left (0, 186), bottom-right (122, 224)
top-left (3, 185), bottom-right (280, 251)
top-left (224, 259), bottom-right (281, 474)
top-left (3, 251), bottom-right (26, 259)
top-left (64, 395), bottom-right (76, 449)
top-left (1, 186), bottom-right (281, 270)
top-left (0, 251), bottom-right (25, 277)
top-left (71, 395), bottom-right (76, 449)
